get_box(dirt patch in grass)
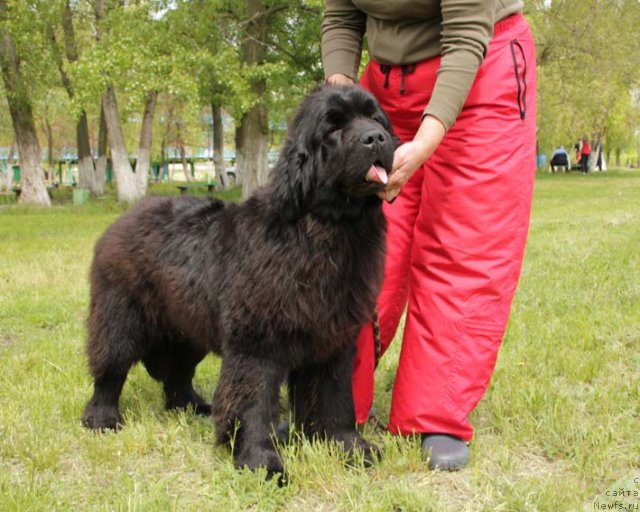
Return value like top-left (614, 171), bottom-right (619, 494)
top-left (428, 442), bottom-right (572, 511)
top-left (1, 458), bottom-right (27, 481)
top-left (511, 446), bottom-right (570, 479)
top-left (429, 470), bottom-right (480, 512)
top-left (607, 213), bottom-right (638, 226)
top-left (0, 335), bottom-right (16, 349)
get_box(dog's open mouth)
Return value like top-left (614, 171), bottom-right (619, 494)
top-left (364, 161), bottom-right (388, 185)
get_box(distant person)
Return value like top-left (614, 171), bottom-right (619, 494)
top-left (550, 145), bottom-right (570, 173)
top-left (580, 138), bottom-right (591, 175)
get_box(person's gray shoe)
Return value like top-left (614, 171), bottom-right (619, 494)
top-left (421, 434), bottom-right (469, 471)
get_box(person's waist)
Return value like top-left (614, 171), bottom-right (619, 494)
top-left (369, 12), bottom-right (525, 69)
top-left (494, 12), bottom-right (524, 35)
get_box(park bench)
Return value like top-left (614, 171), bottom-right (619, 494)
top-left (176, 182), bottom-right (220, 196)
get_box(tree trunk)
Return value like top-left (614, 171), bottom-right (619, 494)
top-left (239, 109), bottom-right (268, 197)
top-left (212, 102), bottom-right (227, 188)
top-left (239, 0), bottom-right (269, 198)
top-left (175, 117), bottom-right (192, 182)
top-left (234, 125), bottom-right (244, 187)
top-left (615, 149), bottom-right (621, 168)
top-left (0, 0), bottom-right (50, 206)
top-left (134, 90), bottom-right (157, 195)
top-left (93, 0), bottom-right (110, 196)
top-left (103, 84), bottom-right (141, 203)
top-left (179, 141), bottom-right (191, 182)
top-left (160, 139), bottom-right (168, 182)
top-left (77, 111), bottom-right (96, 191)
top-left (94, 101), bottom-right (108, 196)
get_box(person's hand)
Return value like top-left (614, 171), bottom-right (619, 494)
top-left (381, 115), bottom-right (446, 202)
top-left (327, 73), bottom-right (355, 86)
top-left (382, 141), bottom-right (430, 201)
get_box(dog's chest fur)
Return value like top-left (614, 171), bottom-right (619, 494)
top-left (215, 200), bottom-right (387, 365)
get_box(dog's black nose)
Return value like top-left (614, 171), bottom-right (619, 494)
top-left (360, 129), bottom-right (387, 148)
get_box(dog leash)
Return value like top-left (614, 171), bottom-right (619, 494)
top-left (373, 308), bottom-right (381, 368)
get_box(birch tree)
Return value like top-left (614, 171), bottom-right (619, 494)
top-left (0, 0), bottom-right (50, 206)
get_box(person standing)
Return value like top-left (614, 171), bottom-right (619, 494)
top-left (322, 0), bottom-right (537, 470)
top-left (580, 137), bottom-right (591, 175)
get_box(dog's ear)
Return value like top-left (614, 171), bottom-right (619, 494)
top-left (271, 138), bottom-right (315, 221)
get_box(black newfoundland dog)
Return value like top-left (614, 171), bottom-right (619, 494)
top-left (82, 85), bottom-right (396, 479)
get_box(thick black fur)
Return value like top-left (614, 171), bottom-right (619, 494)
top-left (82, 85), bottom-right (396, 480)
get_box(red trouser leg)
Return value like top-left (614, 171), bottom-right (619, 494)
top-left (350, 84), bottom-right (435, 424)
top-left (352, 61), bottom-right (430, 424)
top-left (356, 15), bottom-right (537, 439)
top-left (352, 168), bottom-right (423, 423)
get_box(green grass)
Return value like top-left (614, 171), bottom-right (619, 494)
top-left (1, 171), bottom-right (638, 511)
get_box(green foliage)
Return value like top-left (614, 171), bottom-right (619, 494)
top-left (165, 0), bottom-right (252, 117)
top-left (0, 1), bottom-right (58, 104)
top-left (529, 0), bottom-right (640, 155)
top-left (2, 0), bottom-right (640, 169)
top-left (262, 1), bottom-right (325, 120)
top-left (36, 86), bottom-right (76, 156)
top-left (165, 0), bottom-right (325, 124)
top-left (65, 0), bottom-right (199, 120)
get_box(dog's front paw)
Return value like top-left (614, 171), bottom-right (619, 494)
top-left (235, 447), bottom-right (288, 486)
top-left (331, 431), bottom-right (381, 468)
top-left (82, 403), bottom-right (122, 431)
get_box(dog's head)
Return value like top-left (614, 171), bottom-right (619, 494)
top-left (271, 85), bottom-right (398, 220)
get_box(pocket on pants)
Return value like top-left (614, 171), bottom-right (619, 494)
top-left (509, 39), bottom-right (530, 120)
top-left (444, 307), bottom-right (507, 416)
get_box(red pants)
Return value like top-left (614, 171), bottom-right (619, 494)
top-left (355, 14), bottom-right (537, 441)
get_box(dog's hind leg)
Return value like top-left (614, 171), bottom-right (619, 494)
top-left (288, 344), bottom-right (380, 466)
top-left (213, 354), bottom-right (286, 483)
top-left (83, 289), bottom-right (144, 430)
top-left (142, 340), bottom-right (210, 415)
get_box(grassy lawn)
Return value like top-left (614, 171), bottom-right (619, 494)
top-left (0, 172), bottom-right (638, 511)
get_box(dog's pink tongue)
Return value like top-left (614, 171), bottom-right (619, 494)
top-left (366, 164), bottom-right (388, 184)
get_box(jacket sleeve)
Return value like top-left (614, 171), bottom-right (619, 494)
top-left (423, 0), bottom-right (495, 130)
top-left (321, 0), bottom-right (367, 81)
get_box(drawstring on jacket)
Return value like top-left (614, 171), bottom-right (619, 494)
top-left (380, 64), bottom-right (391, 89)
top-left (400, 64), bottom-right (415, 94)
top-left (379, 63), bottom-right (416, 95)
